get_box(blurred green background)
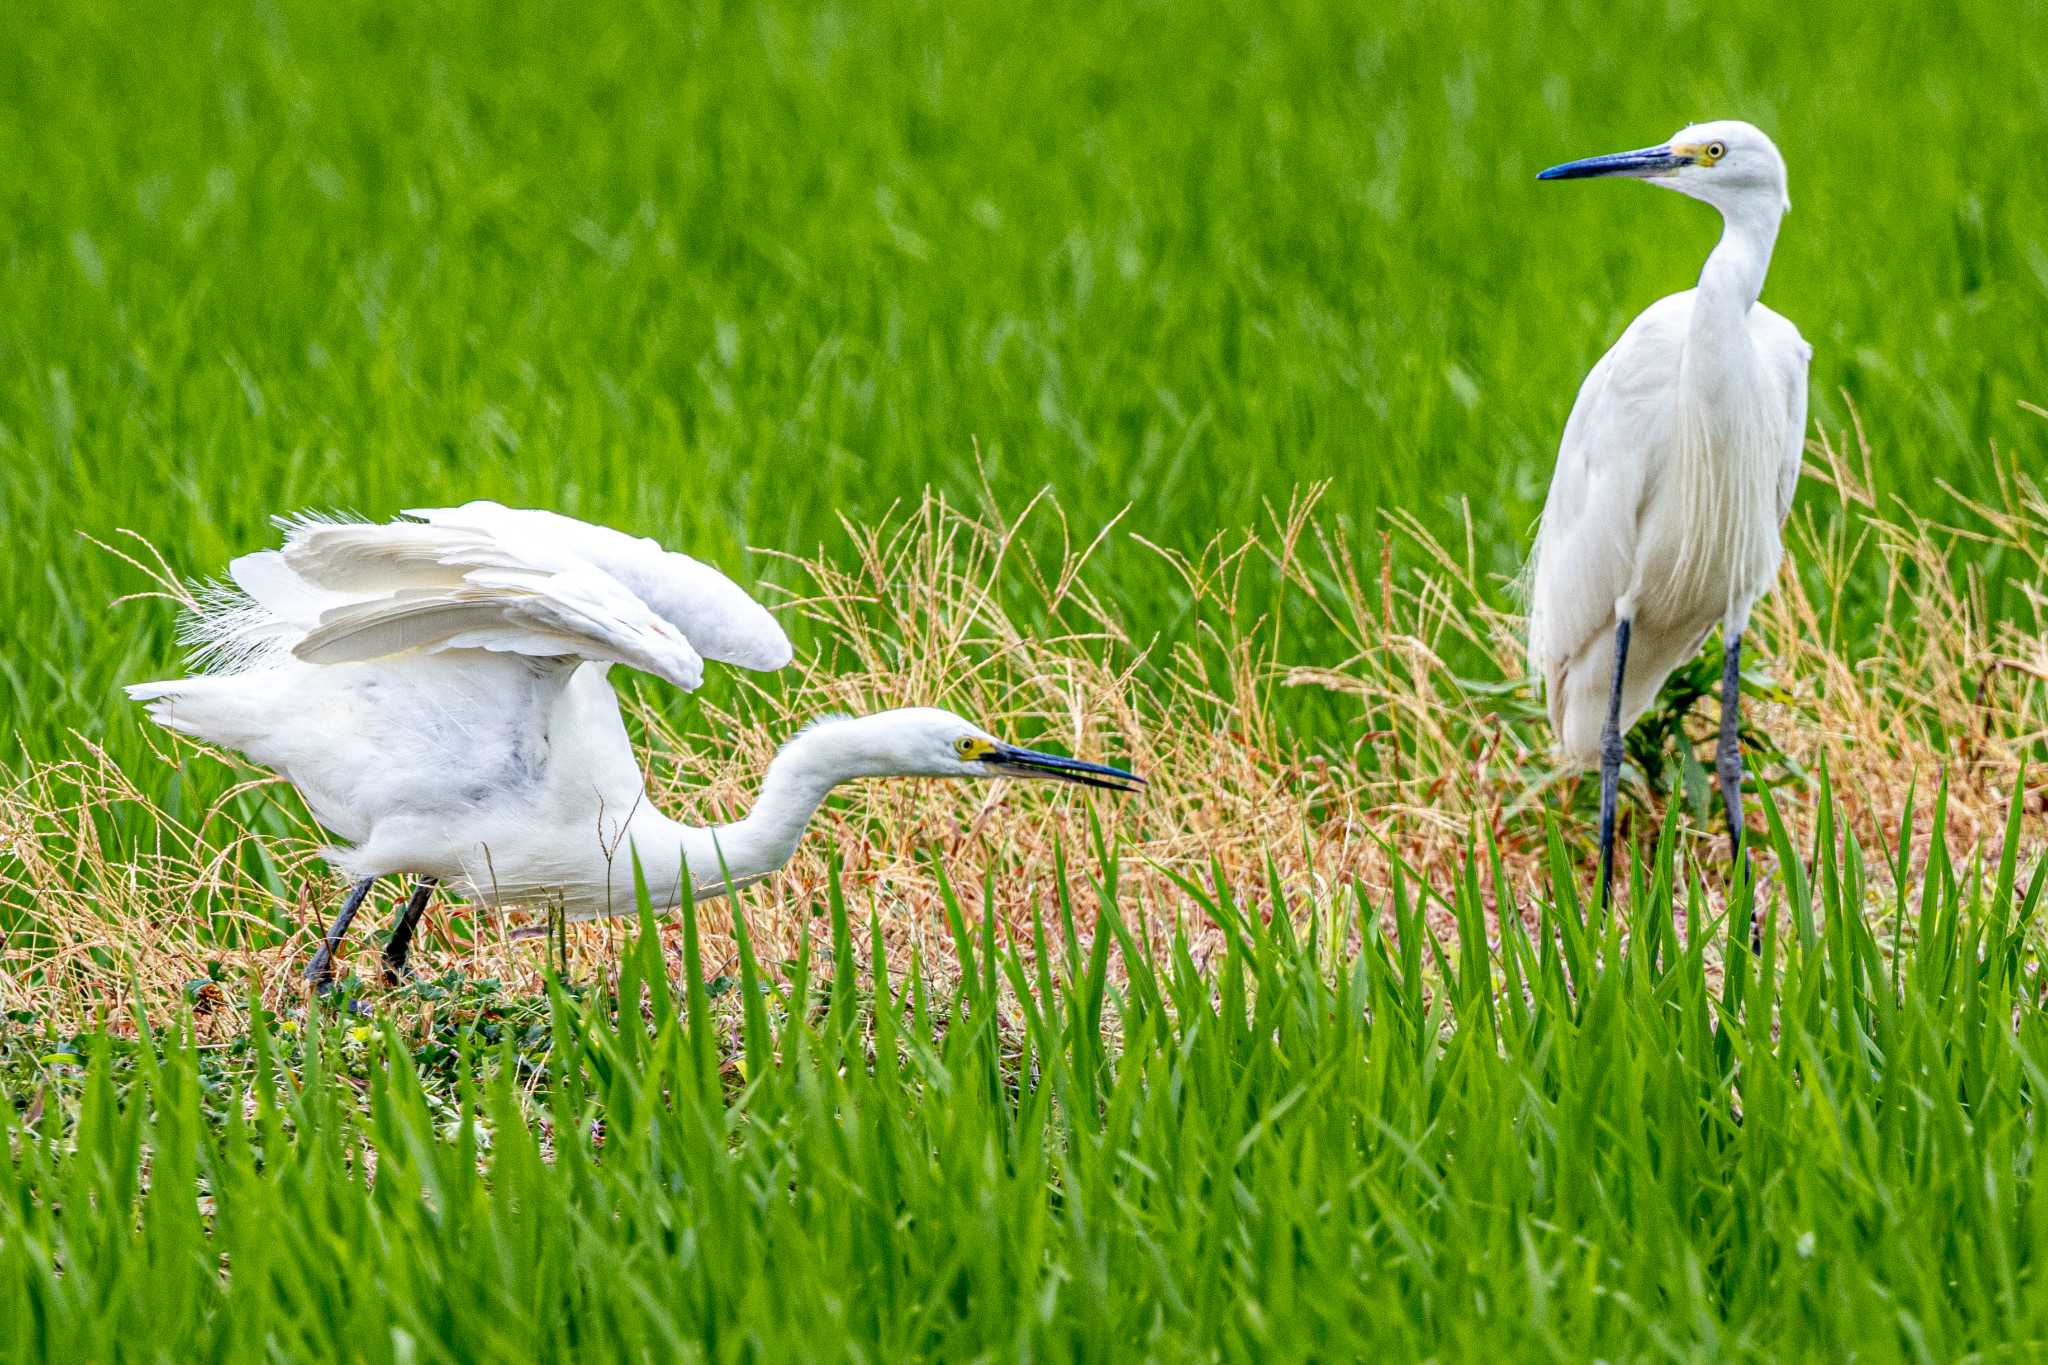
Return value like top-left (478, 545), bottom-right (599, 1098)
top-left (3, 0), bottom-right (2045, 758)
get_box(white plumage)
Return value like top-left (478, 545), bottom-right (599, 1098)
top-left (128, 503), bottom-right (1140, 986)
top-left (1524, 120), bottom-right (1811, 906)
top-left (1529, 294), bottom-right (1808, 760)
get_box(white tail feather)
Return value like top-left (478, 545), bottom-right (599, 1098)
top-left (175, 578), bottom-right (300, 674)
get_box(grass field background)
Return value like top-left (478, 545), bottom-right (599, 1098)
top-left (8, 0), bottom-right (2048, 1357)
top-left (4, 0), bottom-right (2047, 759)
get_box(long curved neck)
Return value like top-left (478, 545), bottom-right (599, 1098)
top-left (1676, 194), bottom-right (1784, 423)
top-left (1695, 195), bottom-right (1783, 327)
top-left (622, 717), bottom-right (903, 905)
top-left (1661, 190), bottom-right (1790, 607)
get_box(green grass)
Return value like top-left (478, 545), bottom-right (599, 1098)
top-left (4, 0), bottom-right (2047, 759)
top-left (7, 2), bottom-right (2048, 1357)
top-left (8, 785), bottom-right (2048, 1360)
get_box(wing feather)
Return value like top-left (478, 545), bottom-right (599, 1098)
top-left (406, 502), bottom-right (793, 671)
top-left (293, 567), bottom-right (705, 690)
top-left (1748, 304), bottom-right (1812, 526)
top-left (1526, 296), bottom-right (1687, 705)
top-left (277, 518), bottom-right (538, 592)
top-left (228, 549), bottom-right (357, 623)
top-left (182, 502), bottom-right (793, 692)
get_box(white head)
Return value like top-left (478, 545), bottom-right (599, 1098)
top-left (1539, 119), bottom-right (1789, 217)
top-left (791, 706), bottom-right (1143, 791)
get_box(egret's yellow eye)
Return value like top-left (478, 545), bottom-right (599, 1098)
top-left (1704, 141), bottom-right (1727, 162)
top-left (955, 737), bottom-right (978, 757)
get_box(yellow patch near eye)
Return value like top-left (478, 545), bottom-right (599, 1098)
top-left (958, 738), bottom-right (995, 758)
top-left (1676, 141), bottom-right (1721, 166)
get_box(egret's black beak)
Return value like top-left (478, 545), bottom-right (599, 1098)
top-left (982, 744), bottom-right (1144, 794)
top-left (1538, 144), bottom-right (1692, 181)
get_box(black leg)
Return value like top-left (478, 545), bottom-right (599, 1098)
top-left (1598, 618), bottom-right (1633, 910)
top-left (305, 877), bottom-right (375, 990)
top-left (382, 877), bottom-right (438, 985)
top-left (1719, 634), bottom-right (1758, 949)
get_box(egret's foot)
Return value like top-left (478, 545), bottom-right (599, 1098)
top-left (304, 963), bottom-right (367, 1010)
top-left (380, 957), bottom-right (421, 989)
top-left (303, 950), bottom-right (339, 991)
top-left (302, 974), bottom-right (370, 1017)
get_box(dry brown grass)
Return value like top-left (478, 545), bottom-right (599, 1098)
top-left (4, 411), bottom-right (2046, 1031)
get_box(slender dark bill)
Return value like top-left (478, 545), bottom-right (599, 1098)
top-left (1537, 144), bottom-right (1692, 181)
top-left (984, 744), bottom-right (1145, 793)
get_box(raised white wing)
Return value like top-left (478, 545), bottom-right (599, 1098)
top-left (294, 563), bottom-right (706, 689)
top-left (213, 505), bottom-right (790, 691)
top-left (407, 502), bottom-right (792, 671)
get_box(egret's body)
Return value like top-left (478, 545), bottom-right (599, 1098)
top-left (131, 504), bottom-right (1140, 984)
top-left (1525, 121), bottom-right (1810, 909)
top-left (1531, 290), bottom-right (1807, 759)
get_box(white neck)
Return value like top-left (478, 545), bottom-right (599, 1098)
top-left (1694, 194), bottom-right (1782, 325)
top-left (616, 715), bottom-right (917, 909)
top-left (1659, 190), bottom-right (1790, 617)
top-left (1671, 193), bottom-right (1784, 423)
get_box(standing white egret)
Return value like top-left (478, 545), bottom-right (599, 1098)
top-left (1525, 120), bottom-right (1810, 914)
top-left (128, 503), bottom-right (1142, 988)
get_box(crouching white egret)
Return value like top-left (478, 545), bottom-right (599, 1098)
top-left (128, 503), bottom-right (1142, 988)
top-left (1525, 120), bottom-right (1810, 919)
